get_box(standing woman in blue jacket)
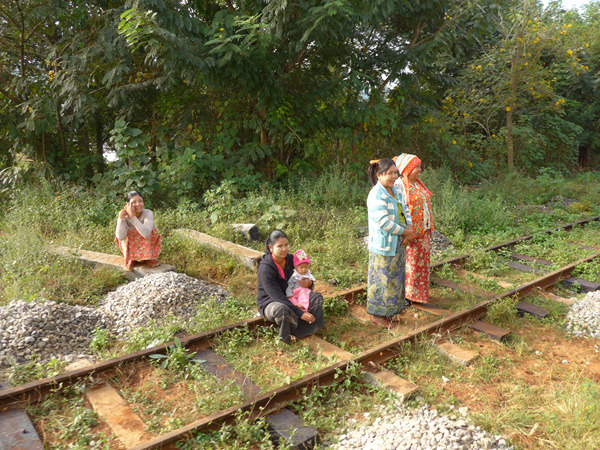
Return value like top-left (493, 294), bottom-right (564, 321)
top-left (367, 158), bottom-right (414, 327)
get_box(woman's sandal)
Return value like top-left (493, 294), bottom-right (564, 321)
top-left (146, 260), bottom-right (160, 268)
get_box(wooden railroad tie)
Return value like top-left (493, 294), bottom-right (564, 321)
top-left (0, 383), bottom-right (44, 450)
top-left (304, 336), bottom-right (419, 403)
top-left (471, 321), bottom-right (511, 342)
top-left (191, 348), bottom-right (320, 448)
top-left (509, 252), bottom-right (600, 293)
top-left (430, 276), bottom-right (497, 299)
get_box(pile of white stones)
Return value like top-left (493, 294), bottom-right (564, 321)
top-left (333, 403), bottom-right (511, 450)
top-left (0, 300), bottom-right (110, 367)
top-left (98, 272), bottom-right (230, 336)
top-left (0, 272), bottom-right (230, 367)
top-left (565, 290), bottom-right (600, 339)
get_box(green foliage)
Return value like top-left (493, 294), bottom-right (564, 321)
top-left (89, 328), bottom-right (113, 353)
top-left (149, 337), bottom-right (196, 372)
top-left (8, 358), bottom-right (67, 386)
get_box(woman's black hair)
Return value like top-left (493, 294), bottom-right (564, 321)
top-left (367, 158), bottom-right (396, 186)
top-left (126, 191), bottom-right (142, 202)
top-left (265, 230), bottom-right (288, 254)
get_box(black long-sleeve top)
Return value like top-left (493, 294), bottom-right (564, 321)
top-left (256, 253), bottom-right (305, 319)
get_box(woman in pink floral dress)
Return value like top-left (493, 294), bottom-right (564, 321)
top-left (394, 154), bottom-right (434, 303)
top-left (115, 191), bottom-right (162, 271)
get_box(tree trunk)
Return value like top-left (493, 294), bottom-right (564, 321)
top-left (56, 107), bottom-right (67, 157)
top-left (506, 0), bottom-right (528, 172)
top-left (95, 112), bottom-right (106, 172)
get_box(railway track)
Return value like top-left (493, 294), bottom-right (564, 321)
top-left (1, 216), bottom-right (599, 449)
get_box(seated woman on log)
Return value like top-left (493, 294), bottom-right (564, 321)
top-left (115, 191), bottom-right (162, 271)
top-left (256, 230), bottom-right (324, 344)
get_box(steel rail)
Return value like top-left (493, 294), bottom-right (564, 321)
top-left (1, 217), bottom-right (598, 445)
top-left (3, 217), bottom-right (598, 409)
top-left (0, 316), bottom-right (269, 409)
top-left (131, 251), bottom-right (600, 449)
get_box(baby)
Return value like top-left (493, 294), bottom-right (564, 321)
top-left (286, 249), bottom-right (316, 311)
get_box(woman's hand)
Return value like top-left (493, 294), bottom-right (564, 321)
top-left (402, 226), bottom-right (415, 243)
top-left (124, 202), bottom-right (136, 219)
top-left (118, 208), bottom-right (128, 220)
top-left (298, 278), bottom-right (313, 289)
top-left (301, 312), bottom-right (316, 324)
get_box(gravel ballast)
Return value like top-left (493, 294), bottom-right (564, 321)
top-left (0, 272), bottom-right (230, 366)
top-left (98, 271), bottom-right (230, 336)
top-left (333, 403), bottom-right (511, 450)
top-left (565, 290), bottom-right (600, 339)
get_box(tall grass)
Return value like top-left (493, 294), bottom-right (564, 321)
top-left (2, 168), bottom-right (600, 300)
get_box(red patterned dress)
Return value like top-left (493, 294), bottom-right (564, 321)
top-left (115, 209), bottom-right (161, 269)
top-left (404, 182), bottom-right (434, 303)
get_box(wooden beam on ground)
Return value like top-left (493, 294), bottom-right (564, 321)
top-left (561, 277), bottom-right (600, 293)
top-left (434, 342), bottom-right (479, 366)
top-left (538, 289), bottom-right (575, 306)
top-left (515, 301), bottom-right (548, 319)
top-left (86, 384), bottom-right (150, 448)
top-left (0, 383), bottom-right (43, 450)
top-left (191, 349), bottom-right (319, 448)
top-left (456, 269), bottom-right (514, 290)
top-left (173, 229), bottom-right (263, 271)
top-left (50, 246), bottom-right (176, 281)
top-left (506, 261), bottom-right (547, 275)
top-left (362, 370), bottom-right (419, 402)
top-left (408, 301), bottom-right (451, 317)
top-left (510, 253), bottom-right (553, 266)
top-left (430, 276), bottom-right (497, 299)
top-left (471, 321), bottom-right (510, 341)
top-left (304, 336), bottom-right (354, 361)
top-left (192, 349), bottom-right (262, 398)
top-left (304, 337), bottom-right (418, 402)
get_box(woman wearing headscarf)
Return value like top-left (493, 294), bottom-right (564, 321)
top-left (394, 153), bottom-right (434, 304)
top-left (366, 158), bottom-right (414, 327)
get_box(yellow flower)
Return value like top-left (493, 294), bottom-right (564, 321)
top-left (506, 107), bottom-right (511, 112)
top-left (452, 140), bottom-right (457, 144)
top-left (567, 50), bottom-right (573, 56)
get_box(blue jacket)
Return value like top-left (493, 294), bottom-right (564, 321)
top-left (367, 182), bottom-right (412, 256)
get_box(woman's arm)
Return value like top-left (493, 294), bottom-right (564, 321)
top-left (115, 217), bottom-right (129, 240)
top-left (129, 210), bottom-right (154, 239)
top-left (369, 195), bottom-right (405, 236)
top-left (258, 265), bottom-right (305, 318)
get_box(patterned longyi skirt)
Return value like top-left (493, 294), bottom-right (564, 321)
top-left (367, 245), bottom-right (406, 317)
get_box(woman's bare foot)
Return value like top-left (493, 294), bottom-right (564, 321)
top-left (369, 315), bottom-right (390, 328)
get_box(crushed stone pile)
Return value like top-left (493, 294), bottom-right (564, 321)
top-left (333, 403), bottom-right (511, 450)
top-left (565, 290), bottom-right (600, 339)
top-left (0, 300), bottom-right (110, 367)
top-left (98, 271), bottom-right (230, 336)
top-left (0, 272), bottom-right (231, 367)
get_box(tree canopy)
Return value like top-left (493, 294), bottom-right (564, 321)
top-left (1, 0), bottom-right (599, 201)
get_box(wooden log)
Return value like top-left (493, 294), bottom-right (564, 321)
top-left (173, 229), bottom-right (263, 271)
top-left (50, 246), bottom-right (175, 281)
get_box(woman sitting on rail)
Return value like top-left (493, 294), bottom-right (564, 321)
top-left (367, 158), bottom-right (414, 327)
top-left (256, 230), bottom-right (324, 344)
top-left (115, 191), bottom-right (162, 271)
top-left (394, 153), bottom-right (434, 304)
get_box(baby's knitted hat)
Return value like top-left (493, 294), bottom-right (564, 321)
top-left (293, 249), bottom-right (310, 266)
